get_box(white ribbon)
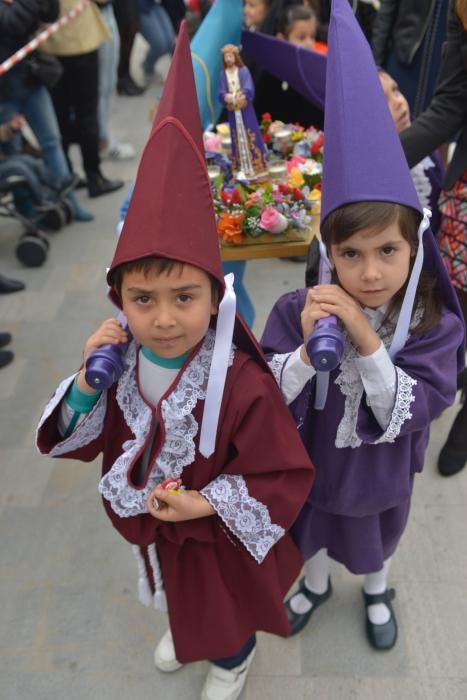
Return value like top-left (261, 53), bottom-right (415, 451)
top-left (199, 273), bottom-right (237, 458)
top-left (389, 208), bottom-right (430, 359)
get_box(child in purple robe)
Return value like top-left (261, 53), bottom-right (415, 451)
top-left (261, 0), bottom-right (465, 652)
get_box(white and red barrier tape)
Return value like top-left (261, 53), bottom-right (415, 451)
top-left (0, 0), bottom-right (91, 77)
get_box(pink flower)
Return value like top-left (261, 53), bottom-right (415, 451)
top-left (287, 155), bottom-right (305, 172)
top-left (260, 207), bottom-right (288, 234)
top-left (204, 135), bottom-right (222, 152)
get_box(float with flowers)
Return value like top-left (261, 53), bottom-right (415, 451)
top-left (204, 113), bottom-right (324, 247)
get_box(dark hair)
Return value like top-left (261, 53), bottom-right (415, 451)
top-left (321, 201), bottom-right (442, 334)
top-left (278, 4), bottom-right (316, 37)
top-left (111, 256), bottom-right (220, 303)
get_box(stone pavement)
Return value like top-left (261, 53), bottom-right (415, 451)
top-left (1, 66), bottom-right (467, 700)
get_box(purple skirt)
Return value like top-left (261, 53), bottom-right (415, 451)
top-left (291, 497), bottom-right (411, 574)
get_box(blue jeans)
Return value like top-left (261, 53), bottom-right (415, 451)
top-left (0, 78), bottom-right (92, 220)
top-left (139, 4), bottom-right (175, 75)
top-left (0, 85), bottom-right (71, 183)
top-left (211, 634), bottom-right (256, 670)
top-left (98, 4), bottom-right (120, 144)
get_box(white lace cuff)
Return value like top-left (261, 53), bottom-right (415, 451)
top-left (269, 348), bottom-right (314, 405)
top-left (201, 475), bottom-right (285, 563)
top-left (374, 367), bottom-right (417, 444)
top-left (36, 373), bottom-right (107, 457)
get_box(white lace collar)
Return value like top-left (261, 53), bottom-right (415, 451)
top-left (335, 307), bottom-right (421, 449)
top-left (98, 329), bottom-right (235, 518)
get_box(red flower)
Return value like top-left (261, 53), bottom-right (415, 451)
top-left (314, 182), bottom-right (322, 191)
top-left (262, 112), bottom-right (272, 122)
top-left (220, 190), bottom-right (231, 204)
top-left (292, 188), bottom-right (304, 200)
top-left (311, 133), bottom-right (324, 154)
top-left (262, 132), bottom-right (272, 144)
top-left (230, 188), bottom-right (242, 204)
top-left (278, 183), bottom-right (291, 194)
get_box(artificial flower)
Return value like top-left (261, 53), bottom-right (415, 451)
top-left (204, 135), bottom-right (222, 152)
top-left (218, 211), bottom-right (245, 244)
top-left (292, 187), bottom-right (304, 201)
top-left (260, 207), bottom-right (288, 234)
top-left (288, 167), bottom-right (305, 188)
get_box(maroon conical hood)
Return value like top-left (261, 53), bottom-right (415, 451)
top-left (107, 21), bottom-right (224, 301)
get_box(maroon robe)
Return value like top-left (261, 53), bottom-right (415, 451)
top-left (36, 336), bottom-right (314, 663)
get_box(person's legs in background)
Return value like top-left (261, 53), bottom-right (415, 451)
top-left (438, 286), bottom-right (467, 476)
top-left (3, 85), bottom-right (94, 222)
top-left (114, 0), bottom-right (145, 95)
top-left (52, 52), bottom-right (123, 199)
top-left (98, 4), bottom-right (135, 161)
top-left (139, 4), bottom-right (175, 82)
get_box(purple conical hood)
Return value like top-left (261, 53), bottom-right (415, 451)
top-left (321, 0), bottom-right (421, 224)
top-left (321, 0), bottom-right (464, 362)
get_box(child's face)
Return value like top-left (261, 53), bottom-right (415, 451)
top-left (330, 222), bottom-right (412, 309)
top-left (120, 263), bottom-right (218, 358)
top-left (283, 18), bottom-right (317, 49)
top-left (379, 72), bottom-right (411, 133)
top-left (244, 0), bottom-right (267, 29)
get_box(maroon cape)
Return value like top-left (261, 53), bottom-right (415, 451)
top-left (37, 343), bottom-right (314, 662)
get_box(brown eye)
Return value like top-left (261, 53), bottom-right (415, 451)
top-left (381, 246), bottom-right (395, 256)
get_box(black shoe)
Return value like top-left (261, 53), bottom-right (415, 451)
top-left (0, 273), bottom-right (25, 294)
top-left (363, 588), bottom-right (398, 651)
top-left (87, 173), bottom-right (124, 198)
top-left (117, 75), bottom-right (145, 96)
top-left (74, 175), bottom-right (88, 190)
top-left (285, 576), bottom-right (332, 636)
top-left (0, 349), bottom-right (14, 369)
top-left (438, 399), bottom-right (467, 476)
top-left (0, 332), bottom-right (12, 348)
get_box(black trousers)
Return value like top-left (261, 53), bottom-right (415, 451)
top-left (113, 0), bottom-right (139, 79)
top-left (51, 50), bottom-right (100, 175)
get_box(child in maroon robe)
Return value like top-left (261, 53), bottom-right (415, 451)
top-left (35, 23), bottom-right (314, 700)
top-left (261, 0), bottom-right (465, 653)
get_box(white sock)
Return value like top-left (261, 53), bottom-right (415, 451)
top-left (363, 558), bottom-right (392, 625)
top-left (289, 549), bottom-right (329, 614)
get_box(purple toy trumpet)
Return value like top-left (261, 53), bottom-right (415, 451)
top-left (306, 317), bottom-right (344, 372)
top-left (305, 241), bottom-right (344, 372)
top-left (85, 312), bottom-right (131, 390)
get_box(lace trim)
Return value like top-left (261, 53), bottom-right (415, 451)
top-left (268, 352), bottom-right (293, 387)
top-left (98, 330), bottom-right (235, 518)
top-left (36, 373), bottom-right (108, 457)
top-left (374, 368), bottom-right (417, 444)
top-left (201, 475), bottom-right (285, 563)
top-left (335, 308), bottom-right (422, 449)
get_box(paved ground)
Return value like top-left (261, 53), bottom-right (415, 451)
top-left (1, 50), bottom-right (466, 700)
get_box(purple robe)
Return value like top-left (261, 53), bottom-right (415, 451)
top-left (218, 66), bottom-right (268, 175)
top-left (261, 289), bottom-right (465, 574)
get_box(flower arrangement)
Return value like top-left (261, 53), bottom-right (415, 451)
top-left (213, 179), bottom-right (319, 245)
top-left (204, 118), bottom-right (323, 245)
top-left (259, 113), bottom-right (324, 162)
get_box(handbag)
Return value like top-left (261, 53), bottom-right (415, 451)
top-left (28, 52), bottom-right (63, 90)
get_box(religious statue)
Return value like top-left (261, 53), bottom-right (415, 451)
top-left (218, 44), bottom-right (268, 180)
